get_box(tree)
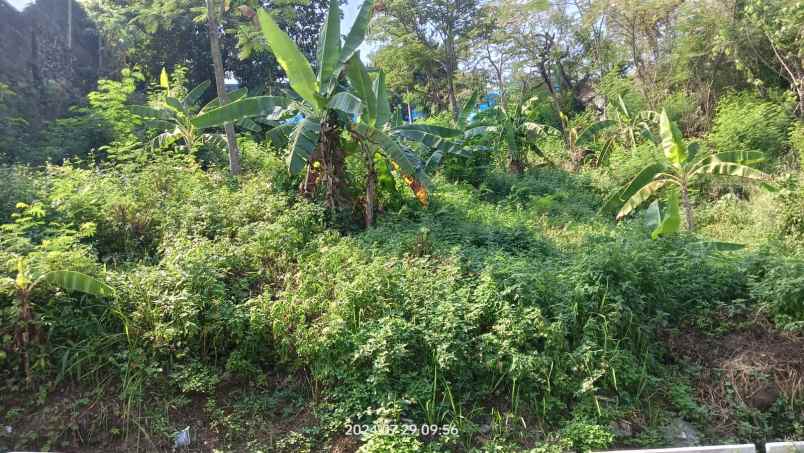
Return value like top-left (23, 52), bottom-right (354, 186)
top-left (82, 0), bottom-right (328, 95)
top-left (468, 96), bottom-right (551, 174)
top-left (741, 0), bottom-right (804, 117)
top-left (372, 0), bottom-right (486, 119)
top-left (372, 35), bottom-right (448, 114)
top-left (205, 0), bottom-right (242, 175)
top-left (555, 112), bottom-right (614, 171)
top-left (194, 0), bottom-right (431, 223)
top-left (129, 73), bottom-right (253, 154)
top-left (602, 110), bottom-right (769, 231)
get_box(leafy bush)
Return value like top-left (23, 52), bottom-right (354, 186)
top-left (709, 92), bottom-right (793, 162)
top-left (0, 166), bottom-right (38, 221)
top-left (750, 255), bottom-right (804, 331)
top-left (790, 121), bottom-right (804, 167)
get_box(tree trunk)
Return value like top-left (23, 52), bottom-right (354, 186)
top-left (445, 32), bottom-right (459, 120)
top-left (798, 84), bottom-right (804, 118)
top-left (206, 0), bottom-right (241, 176)
top-left (681, 181), bottom-right (694, 231)
top-left (320, 115), bottom-right (351, 218)
top-left (364, 146), bottom-right (377, 227)
top-left (508, 158), bottom-right (525, 175)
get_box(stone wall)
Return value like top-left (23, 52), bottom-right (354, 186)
top-left (0, 0), bottom-right (99, 128)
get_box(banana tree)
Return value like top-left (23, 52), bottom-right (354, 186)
top-left (193, 0), bottom-right (431, 221)
top-left (130, 70), bottom-right (268, 155)
top-left (343, 56), bottom-right (441, 224)
top-left (387, 93), bottom-right (496, 175)
top-left (559, 112), bottom-right (615, 171)
top-left (469, 97), bottom-right (552, 175)
top-left (1, 257), bottom-right (114, 384)
top-left (602, 110), bottom-right (769, 231)
top-left (608, 95), bottom-right (658, 151)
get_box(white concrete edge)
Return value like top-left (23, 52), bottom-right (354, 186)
top-left (766, 442), bottom-right (804, 453)
top-left (594, 445), bottom-right (757, 453)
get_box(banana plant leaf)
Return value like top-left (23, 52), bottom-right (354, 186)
top-left (328, 91), bottom-right (363, 117)
top-left (257, 9), bottom-right (323, 110)
top-left (287, 118), bottom-right (321, 175)
top-left (317, 0), bottom-right (341, 91)
top-left (345, 54), bottom-right (376, 124)
top-left (192, 96), bottom-right (289, 129)
top-left (650, 192), bottom-right (680, 239)
top-left (659, 110), bottom-right (687, 165)
top-left (338, 0), bottom-right (374, 67)
top-left (600, 163), bottom-right (666, 215)
top-left (184, 80), bottom-right (211, 107)
top-left (40, 271), bottom-right (114, 298)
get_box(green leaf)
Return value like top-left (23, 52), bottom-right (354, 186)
top-left (577, 120), bottom-right (615, 145)
top-left (237, 117), bottom-right (262, 132)
top-left (695, 241), bottom-right (746, 252)
top-left (352, 122), bottom-right (430, 188)
top-left (651, 192), bottom-right (680, 239)
top-left (692, 161), bottom-right (768, 180)
top-left (659, 109), bottom-right (687, 165)
top-left (695, 150), bottom-right (766, 167)
top-left (317, 0), bottom-right (341, 91)
top-left (395, 124), bottom-right (462, 138)
top-left (184, 80), bottom-right (211, 106)
top-left (339, 0), bottom-right (374, 67)
top-left (328, 91), bottom-right (362, 117)
top-left (288, 118), bottom-right (321, 175)
top-left (617, 95), bottom-right (630, 118)
top-left (392, 129), bottom-right (445, 148)
top-left (374, 70), bottom-right (391, 128)
top-left (645, 200), bottom-right (662, 231)
top-left (504, 123), bottom-right (520, 160)
top-left (40, 271), bottom-right (114, 298)
top-left (266, 124), bottom-right (294, 149)
top-left (200, 87), bottom-right (248, 112)
top-left (640, 122), bottom-right (658, 144)
top-left (600, 163), bottom-right (667, 215)
top-left (160, 67), bottom-right (170, 90)
top-left (165, 96), bottom-right (185, 113)
top-left (345, 54), bottom-right (376, 124)
top-left (257, 8), bottom-right (323, 109)
top-left (192, 96), bottom-right (289, 129)
top-left (458, 91), bottom-right (479, 127)
top-left (129, 105), bottom-right (172, 120)
top-left (617, 179), bottom-right (668, 220)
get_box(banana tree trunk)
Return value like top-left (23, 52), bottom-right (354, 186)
top-left (206, 0), bottom-right (241, 176)
top-left (681, 180), bottom-right (694, 231)
top-left (508, 158), bottom-right (525, 175)
top-left (364, 146), bottom-right (376, 227)
top-left (320, 115), bottom-right (352, 218)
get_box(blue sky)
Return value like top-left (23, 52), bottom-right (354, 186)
top-left (9, 0), bottom-right (364, 27)
top-left (7, 0), bottom-right (375, 56)
top-left (8, 0), bottom-right (33, 10)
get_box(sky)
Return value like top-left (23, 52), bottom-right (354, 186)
top-left (6, 0), bottom-right (376, 56)
top-left (7, 0), bottom-right (33, 10)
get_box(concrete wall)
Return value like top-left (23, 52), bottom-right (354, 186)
top-left (0, 0), bottom-right (99, 128)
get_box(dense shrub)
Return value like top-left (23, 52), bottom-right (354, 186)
top-left (750, 255), bottom-right (804, 331)
top-left (790, 121), bottom-right (804, 167)
top-left (709, 92), bottom-right (793, 162)
top-left (0, 165), bottom-right (38, 220)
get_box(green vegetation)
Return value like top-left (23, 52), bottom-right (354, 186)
top-left (0, 0), bottom-right (803, 452)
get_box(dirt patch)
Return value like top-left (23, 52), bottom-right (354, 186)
top-left (662, 319), bottom-right (804, 436)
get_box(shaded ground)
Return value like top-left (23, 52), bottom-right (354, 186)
top-left (663, 320), bottom-right (804, 439)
